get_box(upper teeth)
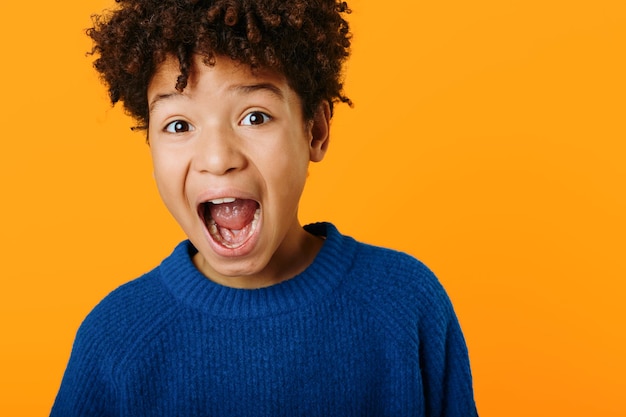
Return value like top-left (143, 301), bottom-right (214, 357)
top-left (208, 197), bottom-right (236, 204)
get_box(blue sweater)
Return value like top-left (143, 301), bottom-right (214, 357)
top-left (51, 223), bottom-right (477, 416)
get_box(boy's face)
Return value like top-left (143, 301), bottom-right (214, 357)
top-left (147, 54), bottom-right (330, 288)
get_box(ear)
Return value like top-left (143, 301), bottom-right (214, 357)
top-left (308, 101), bottom-right (331, 163)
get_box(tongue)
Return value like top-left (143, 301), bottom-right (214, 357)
top-left (209, 199), bottom-right (257, 230)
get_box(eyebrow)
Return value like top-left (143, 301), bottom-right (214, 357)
top-left (229, 83), bottom-right (285, 101)
top-left (149, 93), bottom-right (180, 114)
top-left (148, 82), bottom-right (285, 114)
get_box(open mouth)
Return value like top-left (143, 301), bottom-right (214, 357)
top-left (198, 198), bottom-right (260, 249)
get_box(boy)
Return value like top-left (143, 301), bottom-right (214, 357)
top-left (52, 0), bottom-right (478, 415)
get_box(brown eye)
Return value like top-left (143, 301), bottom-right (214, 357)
top-left (165, 120), bottom-right (194, 133)
top-left (241, 111), bottom-right (271, 126)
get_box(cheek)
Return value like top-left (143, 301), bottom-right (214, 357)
top-left (266, 147), bottom-right (309, 201)
top-left (150, 148), bottom-right (187, 203)
top-left (262, 142), bottom-right (306, 179)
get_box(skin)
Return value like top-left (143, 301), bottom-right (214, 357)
top-left (147, 54), bottom-right (331, 289)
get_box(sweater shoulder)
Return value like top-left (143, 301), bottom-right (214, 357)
top-left (343, 241), bottom-right (456, 343)
top-left (72, 267), bottom-right (177, 365)
top-left (82, 268), bottom-right (166, 328)
top-left (350, 242), bottom-right (448, 304)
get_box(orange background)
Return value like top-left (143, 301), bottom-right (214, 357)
top-left (1, 1), bottom-right (625, 415)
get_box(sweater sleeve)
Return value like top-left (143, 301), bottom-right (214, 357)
top-left (417, 270), bottom-right (478, 417)
top-left (346, 241), bottom-right (479, 416)
top-left (50, 315), bottom-right (118, 417)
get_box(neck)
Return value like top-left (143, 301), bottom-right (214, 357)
top-left (192, 225), bottom-right (324, 289)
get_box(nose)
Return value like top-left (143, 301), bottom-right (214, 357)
top-left (192, 125), bottom-right (246, 175)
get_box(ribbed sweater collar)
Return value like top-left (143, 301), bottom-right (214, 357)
top-left (157, 222), bottom-right (357, 318)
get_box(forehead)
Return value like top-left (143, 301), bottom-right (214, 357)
top-left (149, 54), bottom-right (286, 97)
top-left (147, 54), bottom-right (305, 120)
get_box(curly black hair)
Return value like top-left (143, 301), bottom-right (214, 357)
top-left (87, 0), bottom-right (352, 129)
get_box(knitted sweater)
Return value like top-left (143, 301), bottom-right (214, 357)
top-left (51, 223), bottom-right (478, 416)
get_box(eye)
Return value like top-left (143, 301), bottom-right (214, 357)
top-left (241, 111), bottom-right (271, 126)
top-left (164, 120), bottom-right (194, 133)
